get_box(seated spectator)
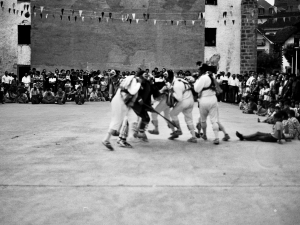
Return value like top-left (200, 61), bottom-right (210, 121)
top-left (97, 88), bottom-right (106, 101)
top-left (87, 85), bottom-right (93, 100)
top-left (67, 87), bottom-right (76, 101)
top-left (55, 88), bottom-right (66, 105)
top-left (288, 110), bottom-right (300, 139)
top-left (254, 99), bottom-right (267, 116)
top-left (282, 111), bottom-right (293, 140)
top-left (38, 88), bottom-right (44, 103)
top-left (89, 89), bottom-right (99, 102)
top-left (283, 100), bottom-right (291, 114)
top-left (258, 105), bottom-right (280, 124)
top-left (239, 97), bottom-right (247, 110)
top-left (42, 89), bottom-right (56, 104)
top-left (64, 80), bottom-right (72, 95)
top-left (4, 91), bottom-right (17, 103)
top-left (236, 112), bottom-right (283, 144)
top-left (30, 85), bottom-right (40, 104)
top-left (243, 97), bottom-right (257, 114)
top-left (74, 87), bottom-right (85, 105)
top-left (17, 83), bottom-right (29, 103)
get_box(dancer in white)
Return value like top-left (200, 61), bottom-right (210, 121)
top-left (168, 70), bottom-right (197, 143)
top-left (194, 71), bottom-right (230, 145)
top-left (102, 75), bottom-right (141, 150)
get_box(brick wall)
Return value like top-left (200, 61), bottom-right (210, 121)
top-left (240, 0), bottom-right (258, 74)
top-left (31, 0), bottom-right (205, 72)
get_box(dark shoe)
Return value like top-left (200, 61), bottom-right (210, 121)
top-left (202, 134), bottom-right (208, 140)
top-left (170, 130), bottom-right (183, 136)
top-left (102, 141), bottom-right (114, 151)
top-left (213, 138), bottom-right (220, 145)
top-left (258, 118), bottom-right (260, 123)
top-left (236, 131), bottom-right (244, 141)
top-left (148, 130), bottom-right (159, 135)
top-left (222, 134), bottom-right (230, 141)
top-left (168, 134), bottom-right (179, 140)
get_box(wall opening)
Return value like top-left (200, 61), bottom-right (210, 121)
top-left (18, 65), bottom-right (31, 81)
top-left (18, 25), bottom-right (31, 45)
top-left (205, 0), bottom-right (217, 5)
top-left (205, 28), bottom-right (216, 47)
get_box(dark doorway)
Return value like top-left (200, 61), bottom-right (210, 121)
top-left (18, 65), bottom-right (31, 81)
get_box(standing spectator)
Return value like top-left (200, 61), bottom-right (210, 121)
top-left (221, 72), bottom-right (229, 102)
top-left (48, 73), bottom-right (57, 93)
top-left (228, 74), bottom-right (239, 103)
top-left (82, 71), bottom-right (90, 100)
top-left (2, 71), bottom-right (11, 94)
top-left (0, 82), bottom-right (4, 104)
top-left (70, 71), bottom-right (77, 88)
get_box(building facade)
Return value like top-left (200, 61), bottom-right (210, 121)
top-left (1, 0), bottom-right (258, 76)
top-left (0, 0), bottom-right (31, 80)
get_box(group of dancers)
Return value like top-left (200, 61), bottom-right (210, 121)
top-left (102, 62), bottom-right (230, 151)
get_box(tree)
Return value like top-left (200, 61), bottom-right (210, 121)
top-left (257, 51), bottom-right (281, 73)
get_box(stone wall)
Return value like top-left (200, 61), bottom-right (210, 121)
top-left (240, 0), bottom-right (258, 74)
top-left (31, 0), bottom-right (205, 72)
top-left (205, 0), bottom-right (242, 74)
top-left (0, 0), bottom-right (31, 75)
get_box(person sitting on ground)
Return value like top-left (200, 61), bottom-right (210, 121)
top-left (89, 89), bottom-right (99, 102)
top-left (38, 88), bottom-right (43, 103)
top-left (42, 88), bottom-right (56, 104)
top-left (254, 99), bottom-right (267, 116)
top-left (239, 97), bottom-right (247, 110)
top-left (236, 112), bottom-right (284, 144)
top-left (243, 97), bottom-right (257, 114)
top-left (67, 87), bottom-right (76, 101)
top-left (97, 88), bottom-right (106, 101)
top-left (74, 86), bottom-right (85, 105)
top-left (64, 79), bottom-right (72, 96)
top-left (17, 83), bottom-right (29, 103)
top-left (258, 104), bottom-right (276, 123)
top-left (30, 84), bottom-right (40, 104)
top-left (288, 110), bottom-right (300, 137)
top-left (282, 100), bottom-right (291, 114)
top-left (87, 85), bottom-right (93, 100)
top-left (282, 111), bottom-right (294, 141)
top-left (55, 88), bottom-right (66, 105)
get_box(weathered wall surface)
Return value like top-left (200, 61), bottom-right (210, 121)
top-left (31, 0), bottom-right (205, 71)
top-left (240, 0), bottom-right (258, 74)
top-left (205, 0), bottom-right (242, 74)
top-left (0, 0), bottom-right (31, 75)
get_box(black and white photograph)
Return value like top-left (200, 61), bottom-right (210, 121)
top-left (0, 0), bottom-right (300, 224)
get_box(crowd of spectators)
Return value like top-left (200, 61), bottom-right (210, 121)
top-left (1, 66), bottom-right (300, 139)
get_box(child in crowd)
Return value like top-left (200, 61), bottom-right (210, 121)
top-left (87, 85), bottom-right (93, 100)
top-left (42, 89), bottom-right (56, 104)
top-left (97, 88), bottom-right (106, 101)
top-left (65, 80), bottom-right (72, 95)
top-left (75, 81), bottom-right (80, 90)
top-left (89, 89), bottom-right (99, 102)
top-left (236, 112), bottom-right (283, 144)
top-left (263, 83), bottom-right (271, 109)
top-left (258, 104), bottom-right (277, 124)
top-left (67, 87), bottom-right (76, 101)
top-left (288, 110), bottom-right (300, 138)
top-left (31, 85), bottom-right (40, 104)
top-left (75, 87), bottom-right (85, 105)
top-left (254, 99), bottom-right (267, 116)
top-left (239, 97), bottom-right (247, 110)
top-left (278, 81), bottom-right (284, 98)
top-left (243, 97), bottom-right (257, 114)
top-left (56, 88), bottom-right (66, 105)
top-left (282, 111), bottom-right (293, 140)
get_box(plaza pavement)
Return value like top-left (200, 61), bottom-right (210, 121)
top-left (0, 102), bottom-right (299, 225)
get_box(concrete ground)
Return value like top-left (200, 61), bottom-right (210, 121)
top-left (0, 102), bottom-right (299, 225)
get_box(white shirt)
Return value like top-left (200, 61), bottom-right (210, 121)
top-left (228, 77), bottom-right (239, 86)
top-left (49, 77), bottom-right (57, 83)
top-left (172, 78), bottom-right (192, 102)
top-left (194, 74), bottom-right (215, 97)
top-left (22, 76), bottom-right (31, 87)
top-left (2, 75), bottom-right (11, 84)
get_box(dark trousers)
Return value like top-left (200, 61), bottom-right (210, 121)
top-left (228, 86), bottom-right (238, 103)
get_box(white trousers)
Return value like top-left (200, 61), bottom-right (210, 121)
top-left (198, 95), bottom-right (219, 124)
top-left (170, 95), bottom-right (194, 126)
top-left (109, 89), bottom-right (130, 131)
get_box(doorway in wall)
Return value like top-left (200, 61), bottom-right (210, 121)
top-left (18, 65), bottom-right (31, 81)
